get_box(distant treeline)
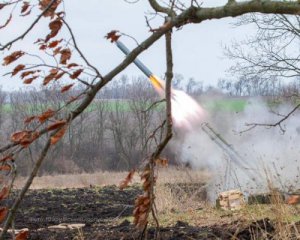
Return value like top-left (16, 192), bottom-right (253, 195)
top-left (0, 75), bottom-right (299, 175)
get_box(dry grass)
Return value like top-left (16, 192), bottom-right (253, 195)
top-left (13, 167), bottom-right (210, 189)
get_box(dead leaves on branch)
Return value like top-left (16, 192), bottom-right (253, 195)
top-left (47, 120), bottom-right (67, 131)
top-left (12, 64), bottom-right (26, 76)
top-left (11, 117), bottom-right (67, 147)
top-left (48, 39), bottom-right (62, 48)
top-left (21, 70), bottom-right (39, 79)
top-left (38, 109), bottom-right (55, 123)
top-left (50, 125), bottom-right (67, 145)
top-left (20, 70), bottom-right (40, 85)
top-left (70, 69), bottom-right (83, 79)
top-left (42, 67), bottom-right (82, 86)
top-left (23, 76), bottom-right (39, 84)
top-left (119, 170), bottom-right (135, 190)
top-left (43, 68), bottom-right (58, 85)
top-left (2, 51), bottom-right (24, 66)
top-left (133, 165), bottom-right (152, 228)
top-left (67, 63), bottom-right (79, 68)
top-left (61, 83), bottom-right (74, 93)
top-left (24, 116), bottom-right (36, 124)
top-left (39, 0), bottom-right (62, 18)
top-left (45, 17), bottom-right (63, 42)
top-left (133, 193), bottom-right (150, 228)
top-left (10, 131), bottom-right (40, 147)
top-left (59, 48), bottom-right (71, 64)
top-left (21, 1), bottom-right (32, 16)
top-left (21, 2), bottom-right (30, 14)
top-left (132, 157), bottom-right (168, 229)
top-left (0, 164), bottom-right (11, 172)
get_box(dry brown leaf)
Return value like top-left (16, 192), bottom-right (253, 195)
top-left (0, 207), bottom-right (8, 223)
top-left (23, 76), bottom-right (38, 84)
top-left (24, 116), bottom-right (36, 124)
top-left (105, 30), bottom-right (120, 43)
top-left (12, 64), bottom-right (25, 76)
top-left (135, 212), bottom-right (147, 229)
top-left (39, 44), bottom-right (47, 50)
top-left (48, 39), bottom-right (62, 48)
top-left (47, 120), bottom-right (66, 131)
top-left (70, 69), bottom-right (83, 79)
top-left (3, 51), bottom-right (24, 66)
top-left (59, 48), bottom-right (71, 64)
top-left (0, 164), bottom-right (11, 171)
top-left (21, 1), bottom-right (30, 13)
top-left (50, 125), bottom-right (67, 145)
top-left (67, 63), bottom-right (79, 68)
top-left (61, 84), bottom-right (74, 93)
top-left (119, 170), bottom-right (135, 190)
top-left (21, 8), bottom-right (31, 17)
top-left (16, 230), bottom-right (29, 240)
top-left (54, 71), bottom-right (65, 80)
top-left (0, 187), bottom-right (9, 201)
top-left (38, 109), bottom-right (55, 123)
top-left (19, 131), bottom-right (39, 148)
top-left (0, 14), bottom-right (12, 29)
top-left (45, 18), bottom-right (62, 42)
top-left (11, 131), bottom-right (31, 143)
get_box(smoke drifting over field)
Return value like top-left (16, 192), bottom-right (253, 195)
top-left (171, 97), bottom-right (300, 199)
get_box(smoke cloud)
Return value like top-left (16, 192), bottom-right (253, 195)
top-left (170, 96), bottom-right (300, 200)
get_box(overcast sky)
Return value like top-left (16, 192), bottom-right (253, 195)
top-left (0, 0), bottom-right (255, 91)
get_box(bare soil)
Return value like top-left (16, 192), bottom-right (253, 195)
top-left (1, 185), bottom-right (285, 239)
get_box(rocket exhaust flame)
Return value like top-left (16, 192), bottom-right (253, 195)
top-left (149, 75), bottom-right (205, 128)
top-left (116, 41), bottom-right (205, 128)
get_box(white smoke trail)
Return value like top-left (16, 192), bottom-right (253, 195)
top-left (171, 96), bottom-right (300, 200)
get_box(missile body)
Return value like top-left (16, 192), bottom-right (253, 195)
top-left (115, 41), bottom-right (164, 90)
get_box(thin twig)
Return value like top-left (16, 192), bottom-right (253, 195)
top-left (240, 103), bottom-right (300, 133)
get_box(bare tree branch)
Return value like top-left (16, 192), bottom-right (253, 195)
top-left (0, 137), bottom-right (52, 239)
top-left (241, 103), bottom-right (300, 133)
top-left (62, 18), bottom-right (103, 80)
top-left (148, 0), bottom-right (176, 17)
